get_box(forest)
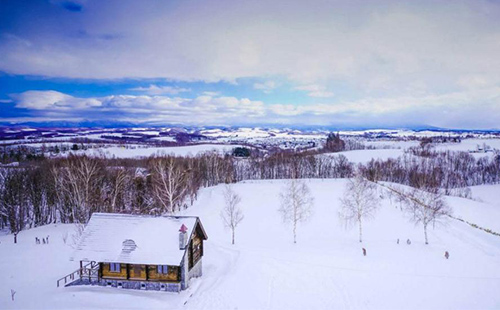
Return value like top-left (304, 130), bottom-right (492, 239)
top-left (1, 141), bottom-right (499, 236)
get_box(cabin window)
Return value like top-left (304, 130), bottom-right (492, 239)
top-left (110, 263), bottom-right (121, 272)
top-left (157, 265), bottom-right (168, 274)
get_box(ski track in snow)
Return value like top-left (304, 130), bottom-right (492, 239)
top-left (184, 244), bottom-right (241, 310)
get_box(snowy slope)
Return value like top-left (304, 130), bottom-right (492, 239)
top-left (66, 144), bottom-right (241, 158)
top-left (433, 138), bottom-right (500, 153)
top-left (322, 149), bottom-right (406, 164)
top-left (1, 179), bottom-right (500, 309)
top-left (182, 180), bottom-right (500, 310)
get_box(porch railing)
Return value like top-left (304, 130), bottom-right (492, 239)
top-left (57, 261), bottom-right (99, 287)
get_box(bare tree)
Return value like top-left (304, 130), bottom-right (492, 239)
top-left (279, 179), bottom-right (313, 243)
top-left (220, 185), bottom-right (244, 245)
top-left (150, 157), bottom-right (189, 214)
top-left (339, 175), bottom-right (380, 243)
top-left (107, 168), bottom-right (129, 213)
top-left (1, 169), bottom-right (27, 240)
top-left (402, 188), bottom-right (451, 244)
top-left (52, 155), bottom-right (104, 223)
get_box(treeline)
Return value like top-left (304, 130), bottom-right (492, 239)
top-left (360, 148), bottom-right (500, 197)
top-left (1, 147), bottom-right (499, 234)
top-left (0, 152), bottom-right (236, 233)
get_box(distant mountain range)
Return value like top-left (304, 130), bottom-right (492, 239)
top-left (0, 120), bottom-right (499, 133)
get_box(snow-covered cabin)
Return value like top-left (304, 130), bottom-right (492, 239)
top-left (62, 213), bottom-right (208, 292)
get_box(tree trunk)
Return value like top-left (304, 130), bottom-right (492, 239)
top-left (424, 223), bottom-right (429, 245)
top-left (232, 229), bottom-right (235, 245)
top-left (293, 221), bottom-right (297, 244)
top-left (359, 218), bottom-right (363, 243)
top-left (14, 233), bottom-right (17, 244)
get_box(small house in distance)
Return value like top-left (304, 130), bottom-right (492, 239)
top-left (59, 213), bottom-right (208, 292)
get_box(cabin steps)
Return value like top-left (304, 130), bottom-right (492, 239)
top-left (57, 261), bottom-right (99, 287)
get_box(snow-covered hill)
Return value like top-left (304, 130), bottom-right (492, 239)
top-left (1, 179), bottom-right (499, 309)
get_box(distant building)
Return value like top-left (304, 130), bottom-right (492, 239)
top-left (58, 213), bottom-right (208, 292)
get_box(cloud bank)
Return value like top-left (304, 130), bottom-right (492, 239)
top-left (7, 88), bottom-right (500, 129)
top-left (1, 0), bottom-right (500, 128)
top-left (1, 0), bottom-right (499, 88)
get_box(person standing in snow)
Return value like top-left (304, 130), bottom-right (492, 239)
top-left (362, 248), bottom-right (367, 256)
top-left (445, 251), bottom-right (449, 259)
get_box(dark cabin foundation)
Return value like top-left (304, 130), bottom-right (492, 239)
top-left (68, 277), bottom-right (183, 292)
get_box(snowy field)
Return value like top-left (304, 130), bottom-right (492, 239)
top-left (1, 179), bottom-right (500, 309)
top-left (433, 138), bottom-right (500, 153)
top-left (66, 144), bottom-right (241, 158)
top-left (321, 138), bottom-right (500, 164)
top-left (363, 140), bottom-right (420, 149)
top-left (323, 149), bottom-right (406, 164)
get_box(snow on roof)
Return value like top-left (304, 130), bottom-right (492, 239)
top-left (72, 213), bottom-right (199, 265)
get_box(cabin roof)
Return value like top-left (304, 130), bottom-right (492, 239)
top-left (71, 213), bottom-right (206, 265)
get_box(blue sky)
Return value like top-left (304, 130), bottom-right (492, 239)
top-left (1, 0), bottom-right (500, 129)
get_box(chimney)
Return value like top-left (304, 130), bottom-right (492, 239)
top-left (179, 224), bottom-right (188, 250)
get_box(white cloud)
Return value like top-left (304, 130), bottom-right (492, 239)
top-left (130, 84), bottom-right (190, 95)
top-left (9, 90), bottom-right (266, 125)
top-left (253, 81), bottom-right (277, 93)
top-left (2, 0), bottom-right (500, 129)
top-left (7, 87), bottom-right (500, 129)
top-left (13, 90), bottom-right (101, 110)
top-left (202, 91), bottom-right (221, 96)
top-left (294, 84), bottom-right (334, 98)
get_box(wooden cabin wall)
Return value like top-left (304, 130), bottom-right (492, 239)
top-left (189, 224), bottom-right (204, 270)
top-left (101, 263), bottom-right (180, 282)
top-left (129, 264), bottom-right (147, 280)
top-left (147, 265), bottom-right (180, 282)
top-left (101, 263), bottom-right (127, 279)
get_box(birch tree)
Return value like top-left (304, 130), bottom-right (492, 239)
top-left (220, 185), bottom-right (244, 245)
top-left (279, 179), bottom-right (313, 243)
top-left (402, 188), bottom-right (451, 244)
top-left (151, 157), bottom-right (189, 214)
top-left (107, 168), bottom-right (129, 213)
top-left (339, 175), bottom-right (379, 243)
top-left (52, 155), bottom-right (103, 223)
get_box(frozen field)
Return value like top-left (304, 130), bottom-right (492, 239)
top-left (1, 179), bottom-right (499, 309)
top-left (323, 149), bottom-right (406, 164)
top-left (66, 144), bottom-right (241, 158)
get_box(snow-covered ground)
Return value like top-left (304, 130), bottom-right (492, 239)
top-left (320, 138), bottom-right (500, 164)
top-left (323, 149), bottom-right (406, 164)
top-left (1, 179), bottom-right (500, 309)
top-left (433, 139), bottom-right (500, 159)
top-left (363, 140), bottom-right (420, 149)
top-left (469, 184), bottom-right (500, 207)
top-left (65, 144), bottom-right (242, 158)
